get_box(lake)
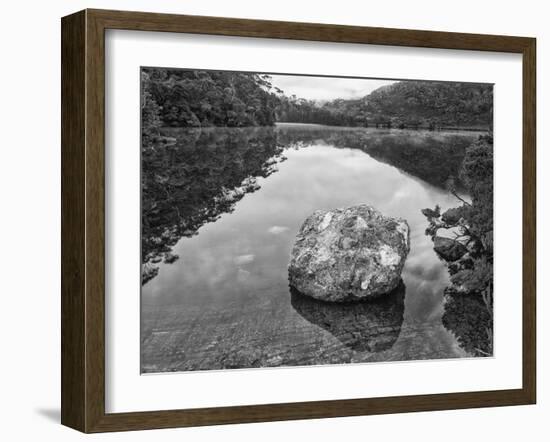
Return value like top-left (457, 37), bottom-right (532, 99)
top-left (141, 123), bottom-right (490, 373)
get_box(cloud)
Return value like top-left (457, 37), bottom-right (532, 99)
top-left (234, 254), bottom-right (255, 265)
top-left (267, 226), bottom-right (290, 235)
top-left (269, 74), bottom-right (396, 101)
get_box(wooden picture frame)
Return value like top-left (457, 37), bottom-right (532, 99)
top-left (61, 8), bottom-right (536, 433)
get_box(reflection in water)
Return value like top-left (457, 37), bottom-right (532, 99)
top-left (442, 292), bottom-right (492, 356)
top-left (291, 281), bottom-right (405, 352)
top-left (276, 124), bottom-right (472, 189)
top-left (141, 127), bottom-right (284, 283)
top-left (142, 125), bottom-right (475, 284)
top-left (141, 124), bottom-right (488, 373)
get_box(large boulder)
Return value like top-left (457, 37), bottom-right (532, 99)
top-left (288, 204), bottom-right (410, 302)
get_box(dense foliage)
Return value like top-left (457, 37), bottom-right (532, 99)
top-left (423, 135), bottom-right (493, 290)
top-left (141, 70), bottom-right (163, 149)
top-left (277, 96), bottom-right (356, 126)
top-left (422, 135), bottom-right (494, 355)
top-left (142, 68), bottom-right (280, 132)
top-left (141, 70), bottom-right (494, 142)
top-left (354, 81), bottom-right (493, 129)
top-left (141, 127), bottom-right (284, 284)
top-left (460, 135), bottom-right (494, 253)
top-left (278, 81), bottom-right (493, 129)
top-left (442, 292), bottom-right (493, 356)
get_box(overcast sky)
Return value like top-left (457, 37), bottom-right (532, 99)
top-left (269, 74), bottom-right (396, 101)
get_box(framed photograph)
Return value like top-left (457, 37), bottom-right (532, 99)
top-left (61, 9), bottom-right (536, 433)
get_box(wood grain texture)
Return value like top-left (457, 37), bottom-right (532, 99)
top-left (85, 9), bottom-right (107, 433)
top-left (61, 10), bottom-right (86, 431)
top-left (522, 38), bottom-right (537, 403)
top-left (89, 8), bottom-right (532, 52)
top-left (61, 8), bottom-right (537, 433)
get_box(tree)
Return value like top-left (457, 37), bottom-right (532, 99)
top-left (141, 70), bottom-right (162, 148)
top-left (141, 68), bottom-right (280, 128)
top-left (421, 135), bottom-right (493, 302)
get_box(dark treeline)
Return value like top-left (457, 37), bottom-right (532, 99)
top-left (141, 127), bottom-right (284, 284)
top-left (334, 82), bottom-right (493, 129)
top-left (278, 82), bottom-right (492, 129)
top-left (141, 68), bottom-right (280, 147)
top-left (276, 96), bottom-right (356, 126)
top-left (422, 134), bottom-right (494, 355)
top-left (275, 125), bottom-right (475, 189)
top-left (141, 69), bottom-right (493, 145)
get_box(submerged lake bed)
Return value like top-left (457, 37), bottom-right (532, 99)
top-left (141, 123), bottom-right (491, 373)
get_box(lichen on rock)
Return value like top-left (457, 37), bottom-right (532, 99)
top-left (288, 204), bottom-right (410, 302)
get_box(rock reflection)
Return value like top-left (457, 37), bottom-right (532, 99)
top-left (442, 292), bottom-right (492, 356)
top-left (290, 281), bottom-right (406, 352)
top-left (142, 125), bottom-right (477, 285)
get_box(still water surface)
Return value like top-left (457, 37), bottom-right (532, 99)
top-left (141, 123), bottom-right (485, 373)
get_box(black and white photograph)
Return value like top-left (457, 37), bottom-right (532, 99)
top-left (140, 68), bottom-right (494, 374)
top-left (0, 0), bottom-right (545, 437)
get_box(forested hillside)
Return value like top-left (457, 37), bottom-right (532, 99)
top-left (276, 96), bottom-right (356, 126)
top-left (280, 82), bottom-right (493, 129)
top-left (141, 68), bottom-right (280, 146)
top-left (141, 69), bottom-right (493, 145)
top-left (348, 81), bottom-right (493, 129)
